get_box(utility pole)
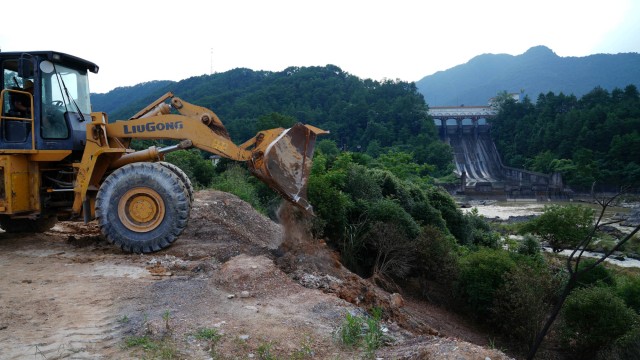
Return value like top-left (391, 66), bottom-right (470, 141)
top-left (210, 48), bottom-right (213, 75)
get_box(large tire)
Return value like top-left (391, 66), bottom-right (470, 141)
top-left (0, 215), bottom-right (57, 233)
top-left (158, 161), bottom-right (195, 205)
top-left (95, 162), bottom-right (190, 253)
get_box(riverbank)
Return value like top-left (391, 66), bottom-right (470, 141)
top-left (460, 199), bottom-right (640, 268)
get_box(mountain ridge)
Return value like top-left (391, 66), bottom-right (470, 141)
top-left (416, 45), bottom-right (640, 106)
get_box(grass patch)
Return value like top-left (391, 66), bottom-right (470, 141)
top-left (363, 308), bottom-right (383, 357)
top-left (193, 327), bottom-right (223, 358)
top-left (124, 335), bottom-right (178, 359)
top-left (338, 312), bottom-right (363, 347)
top-left (195, 327), bottom-right (222, 341)
top-left (337, 308), bottom-right (386, 358)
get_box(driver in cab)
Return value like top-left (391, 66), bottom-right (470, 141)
top-left (11, 80), bottom-right (34, 118)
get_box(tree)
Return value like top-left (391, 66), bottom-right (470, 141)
top-left (373, 150), bottom-right (433, 182)
top-left (165, 149), bottom-right (215, 187)
top-left (560, 287), bottom-right (638, 356)
top-left (255, 112), bottom-right (296, 132)
top-left (458, 248), bottom-right (517, 317)
top-left (520, 204), bottom-right (594, 252)
top-left (368, 222), bottom-right (416, 292)
top-left (490, 85), bottom-right (640, 188)
top-left (527, 189), bottom-right (640, 359)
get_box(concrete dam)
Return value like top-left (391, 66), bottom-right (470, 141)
top-left (430, 106), bottom-right (564, 198)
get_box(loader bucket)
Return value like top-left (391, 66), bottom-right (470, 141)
top-left (249, 123), bottom-right (327, 214)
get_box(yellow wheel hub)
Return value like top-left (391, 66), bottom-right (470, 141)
top-left (118, 188), bottom-right (165, 232)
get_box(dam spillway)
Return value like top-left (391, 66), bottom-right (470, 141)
top-left (430, 106), bottom-right (564, 198)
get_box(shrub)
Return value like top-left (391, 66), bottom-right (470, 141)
top-left (415, 225), bottom-right (459, 284)
top-left (337, 308), bottom-right (385, 356)
top-left (367, 222), bottom-right (416, 291)
top-left (561, 286), bottom-right (638, 356)
top-left (517, 233), bottom-right (542, 256)
top-left (338, 312), bottom-right (363, 347)
top-left (491, 264), bottom-right (559, 348)
top-left (211, 164), bottom-right (264, 212)
top-left (575, 258), bottom-right (616, 289)
top-left (617, 274), bottom-right (640, 313)
top-left (596, 326), bottom-right (640, 360)
top-left (519, 204), bottom-right (594, 251)
top-left (621, 234), bottom-right (640, 257)
top-left (458, 248), bottom-right (517, 317)
top-left (307, 174), bottom-right (353, 240)
top-left (343, 164), bottom-right (383, 202)
top-left (365, 199), bottom-right (420, 240)
top-left (316, 139), bottom-right (340, 159)
top-left (426, 186), bottom-right (469, 244)
top-left (363, 308), bottom-right (384, 356)
top-left (369, 168), bottom-right (448, 233)
top-left (458, 207), bottom-right (502, 249)
top-left (165, 149), bottom-right (215, 187)
top-left (414, 226), bottom-right (460, 304)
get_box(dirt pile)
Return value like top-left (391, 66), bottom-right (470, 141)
top-left (0, 190), bottom-right (514, 359)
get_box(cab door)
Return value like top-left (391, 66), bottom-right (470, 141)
top-left (0, 58), bottom-right (35, 150)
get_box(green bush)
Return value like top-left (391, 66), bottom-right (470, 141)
top-left (363, 308), bottom-right (384, 356)
top-left (307, 174), bottom-right (353, 240)
top-left (465, 209), bottom-right (500, 249)
top-left (458, 248), bottom-right (517, 317)
top-left (343, 164), bottom-right (383, 202)
top-left (414, 226), bottom-right (460, 304)
top-left (575, 258), bottom-right (616, 289)
top-left (621, 234), bottom-right (640, 257)
top-left (337, 308), bottom-right (384, 356)
top-left (426, 187), bottom-right (469, 244)
top-left (338, 312), bottom-right (363, 347)
top-left (365, 199), bottom-right (420, 240)
top-left (491, 264), bottom-right (558, 348)
top-left (415, 225), bottom-right (459, 283)
top-left (307, 150), bottom-right (499, 287)
top-left (517, 233), bottom-right (542, 256)
top-left (596, 326), bottom-right (640, 360)
top-left (316, 139), bottom-right (340, 159)
top-left (519, 204), bottom-right (595, 251)
top-left (561, 286), bottom-right (638, 356)
top-left (367, 222), bottom-right (416, 288)
top-left (211, 164), bottom-right (264, 212)
top-left (165, 149), bottom-right (216, 187)
top-left (617, 274), bottom-right (640, 313)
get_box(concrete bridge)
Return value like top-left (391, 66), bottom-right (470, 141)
top-left (430, 106), bottom-right (496, 136)
top-left (428, 106), bottom-right (564, 198)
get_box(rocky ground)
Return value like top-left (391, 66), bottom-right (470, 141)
top-left (0, 190), bottom-right (513, 359)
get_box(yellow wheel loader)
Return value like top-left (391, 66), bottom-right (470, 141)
top-left (0, 51), bottom-right (325, 253)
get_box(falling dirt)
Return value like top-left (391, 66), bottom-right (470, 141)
top-left (0, 190), bottom-right (513, 359)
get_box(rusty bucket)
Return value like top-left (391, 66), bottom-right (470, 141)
top-left (248, 123), bottom-right (327, 213)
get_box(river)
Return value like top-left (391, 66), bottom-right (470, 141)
top-left (460, 200), bottom-right (640, 268)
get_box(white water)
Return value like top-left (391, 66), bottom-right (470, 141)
top-left (461, 201), bottom-right (546, 219)
top-left (543, 247), bottom-right (640, 268)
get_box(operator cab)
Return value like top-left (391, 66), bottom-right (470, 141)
top-left (0, 51), bottom-right (99, 152)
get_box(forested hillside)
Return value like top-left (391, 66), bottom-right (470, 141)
top-left (490, 85), bottom-right (640, 190)
top-left (91, 65), bottom-right (454, 177)
top-left (91, 62), bottom-right (640, 190)
top-left (417, 46), bottom-right (640, 106)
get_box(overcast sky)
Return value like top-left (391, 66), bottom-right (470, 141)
top-left (2, 0), bottom-right (638, 94)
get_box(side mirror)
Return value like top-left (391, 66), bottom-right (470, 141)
top-left (18, 57), bottom-right (34, 78)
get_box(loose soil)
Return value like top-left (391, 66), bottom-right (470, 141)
top-left (0, 190), bottom-right (513, 359)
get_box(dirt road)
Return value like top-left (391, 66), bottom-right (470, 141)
top-left (0, 190), bottom-right (511, 359)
